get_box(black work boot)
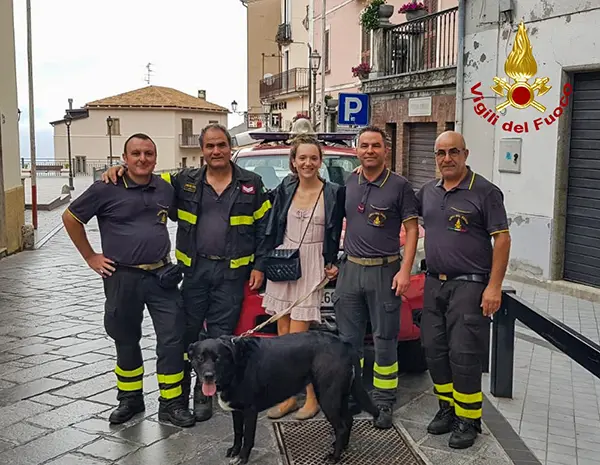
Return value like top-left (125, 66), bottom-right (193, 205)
top-left (449, 416), bottom-right (481, 449)
top-left (108, 398), bottom-right (145, 425)
top-left (373, 404), bottom-right (393, 429)
top-left (427, 400), bottom-right (455, 435)
top-left (193, 383), bottom-right (213, 422)
top-left (158, 400), bottom-right (196, 428)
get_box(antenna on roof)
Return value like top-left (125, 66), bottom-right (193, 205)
top-left (144, 63), bottom-right (154, 85)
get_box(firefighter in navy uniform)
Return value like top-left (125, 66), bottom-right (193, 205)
top-left (416, 131), bottom-right (511, 449)
top-left (63, 133), bottom-right (195, 427)
top-left (103, 124), bottom-right (272, 422)
top-left (335, 126), bottom-right (420, 429)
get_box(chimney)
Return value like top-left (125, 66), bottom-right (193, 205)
top-left (198, 90), bottom-right (206, 99)
top-left (68, 98), bottom-right (73, 110)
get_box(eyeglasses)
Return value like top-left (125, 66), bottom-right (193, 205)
top-left (435, 148), bottom-right (464, 158)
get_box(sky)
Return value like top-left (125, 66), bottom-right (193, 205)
top-left (12, 0), bottom-right (248, 160)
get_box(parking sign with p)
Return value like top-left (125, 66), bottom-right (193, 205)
top-left (338, 93), bottom-right (369, 126)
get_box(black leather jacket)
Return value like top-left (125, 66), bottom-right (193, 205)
top-left (264, 175), bottom-right (345, 266)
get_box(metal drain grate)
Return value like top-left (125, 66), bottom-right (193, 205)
top-left (274, 419), bottom-right (424, 465)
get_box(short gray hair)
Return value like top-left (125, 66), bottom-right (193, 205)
top-left (199, 123), bottom-right (232, 148)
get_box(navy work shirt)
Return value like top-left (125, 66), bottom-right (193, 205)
top-left (416, 168), bottom-right (509, 276)
top-left (195, 178), bottom-right (235, 258)
top-left (67, 174), bottom-right (175, 266)
top-left (344, 168), bottom-right (419, 257)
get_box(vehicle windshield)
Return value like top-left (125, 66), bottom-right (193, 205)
top-left (235, 154), bottom-right (361, 190)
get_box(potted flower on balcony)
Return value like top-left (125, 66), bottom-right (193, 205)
top-left (352, 62), bottom-right (373, 81)
top-left (360, 0), bottom-right (390, 31)
top-left (399, 1), bottom-right (428, 21)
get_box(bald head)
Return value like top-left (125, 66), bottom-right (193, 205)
top-left (434, 131), bottom-right (469, 183)
top-left (435, 131), bottom-right (467, 151)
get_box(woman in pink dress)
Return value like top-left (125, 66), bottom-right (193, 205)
top-left (262, 134), bottom-right (345, 420)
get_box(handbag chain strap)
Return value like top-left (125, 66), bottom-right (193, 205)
top-left (296, 184), bottom-right (324, 249)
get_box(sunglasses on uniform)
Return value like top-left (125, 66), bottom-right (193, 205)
top-left (435, 148), bottom-right (465, 158)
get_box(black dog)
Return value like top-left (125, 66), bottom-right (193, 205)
top-left (188, 331), bottom-right (381, 464)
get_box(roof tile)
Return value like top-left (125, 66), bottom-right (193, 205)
top-left (85, 85), bottom-right (229, 113)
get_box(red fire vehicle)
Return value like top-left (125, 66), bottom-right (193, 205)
top-left (231, 130), bottom-right (427, 373)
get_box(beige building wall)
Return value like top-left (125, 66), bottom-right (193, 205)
top-left (280, 0), bottom-right (310, 70)
top-left (172, 110), bottom-right (227, 168)
top-left (53, 109), bottom-right (227, 172)
top-left (277, 96), bottom-right (310, 130)
top-left (0, 0), bottom-right (25, 254)
top-left (247, 0), bottom-right (281, 114)
top-left (272, 0), bottom-right (311, 128)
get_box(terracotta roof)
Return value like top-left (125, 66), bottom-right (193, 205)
top-left (85, 85), bottom-right (229, 113)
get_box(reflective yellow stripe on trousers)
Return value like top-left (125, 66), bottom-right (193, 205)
top-left (433, 382), bottom-right (454, 406)
top-left (373, 362), bottom-right (399, 390)
top-left (115, 365), bottom-right (144, 392)
top-left (453, 389), bottom-right (483, 419)
top-left (157, 372), bottom-right (184, 400)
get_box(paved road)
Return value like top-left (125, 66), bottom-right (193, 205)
top-left (4, 202), bottom-right (600, 464)
top-left (0, 216), bottom-right (520, 465)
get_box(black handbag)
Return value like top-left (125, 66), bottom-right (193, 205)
top-left (153, 263), bottom-right (183, 289)
top-left (264, 186), bottom-right (323, 282)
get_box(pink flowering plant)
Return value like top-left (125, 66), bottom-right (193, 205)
top-left (399, 1), bottom-right (427, 13)
top-left (351, 62), bottom-right (372, 78)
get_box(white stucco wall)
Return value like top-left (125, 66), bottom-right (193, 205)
top-left (53, 108), bottom-right (227, 171)
top-left (460, 0), bottom-right (600, 281)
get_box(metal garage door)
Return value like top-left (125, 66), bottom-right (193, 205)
top-left (408, 123), bottom-right (437, 190)
top-left (564, 71), bottom-right (600, 287)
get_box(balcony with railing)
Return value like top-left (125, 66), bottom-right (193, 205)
top-left (275, 23), bottom-right (292, 46)
top-left (363, 7), bottom-right (458, 93)
top-left (384, 7), bottom-right (457, 76)
top-left (260, 68), bottom-right (310, 100)
top-left (179, 134), bottom-right (200, 148)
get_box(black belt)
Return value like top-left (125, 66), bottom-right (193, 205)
top-left (198, 253), bottom-right (227, 261)
top-left (120, 257), bottom-right (171, 272)
top-left (427, 272), bottom-right (489, 284)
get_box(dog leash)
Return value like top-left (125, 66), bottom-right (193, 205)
top-left (240, 276), bottom-right (330, 338)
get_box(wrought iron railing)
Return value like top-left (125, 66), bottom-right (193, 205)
top-left (383, 7), bottom-right (458, 76)
top-left (179, 134), bottom-right (200, 147)
top-left (275, 22), bottom-right (292, 45)
top-left (260, 68), bottom-right (309, 99)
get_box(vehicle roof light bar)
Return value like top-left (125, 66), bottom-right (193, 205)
top-left (249, 132), bottom-right (357, 143)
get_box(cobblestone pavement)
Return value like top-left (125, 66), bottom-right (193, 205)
top-left (0, 212), bottom-right (522, 465)
top-left (483, 279), bottom-right (600, 465)
top-left (3, 205), bottom-right (597, 464)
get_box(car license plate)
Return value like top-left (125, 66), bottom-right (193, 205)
top-left (321, 289), bottom-right (336, 308)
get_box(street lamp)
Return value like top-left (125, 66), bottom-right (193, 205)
top-left (309, 50), bottom-right (321, 127)
top-left (64, 114), bottom-right (74, 190)
top-left (231, 100), bottom-right (238, 113)
top-left (106, 116), bottom-right (114, 166)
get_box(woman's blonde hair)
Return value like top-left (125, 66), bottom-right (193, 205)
top-left (289, 134), bottom-right (323, 175)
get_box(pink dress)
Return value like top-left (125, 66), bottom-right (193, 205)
top-left (262, 198), bottom-right (326, 322)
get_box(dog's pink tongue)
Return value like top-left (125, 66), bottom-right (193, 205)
top-left (202, 382), bottom-right (217, 397)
